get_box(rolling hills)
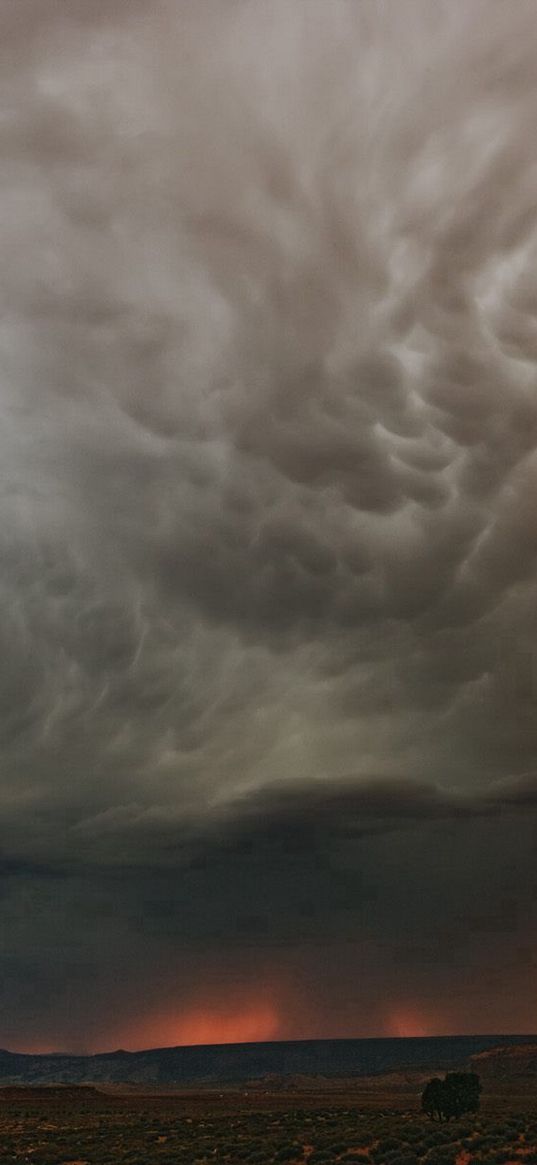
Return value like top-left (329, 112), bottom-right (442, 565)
top-left (0, 1034), bottom-right (536, 1087)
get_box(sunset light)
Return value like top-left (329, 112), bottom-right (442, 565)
top-left (385, 1008), bottom-right (434, 1040)
top-left (120, 996), bottom-right (283, 1052)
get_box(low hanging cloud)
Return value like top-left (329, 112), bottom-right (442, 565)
top-left (2, 0), bottom-right (537, 1048)
top-left (2, 772), bottom-right (537, 1052)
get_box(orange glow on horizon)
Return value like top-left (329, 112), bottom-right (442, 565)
top-left (8, 1040), bottom-right (66, 1055)
top-left (4, 983), bottom-right (455, 1055)
top-left (116, 994), bottom-right (283, 1053)
top-left (386, 1005), bottom-right (438, 1039)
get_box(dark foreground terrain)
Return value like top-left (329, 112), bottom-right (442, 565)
top-left (2, 1076), bottom-right (537, 1165)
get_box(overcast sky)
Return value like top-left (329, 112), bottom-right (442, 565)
top-left (2, 0), bottom-right (537, 1053)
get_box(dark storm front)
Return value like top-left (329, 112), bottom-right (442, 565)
top-left (5, 0), bottom-right (537, 1051)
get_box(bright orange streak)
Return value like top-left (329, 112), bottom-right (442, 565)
top-left (173, 1002), bottom-right (280, 1046)
top-left (120, 996), bottom-right (282, 1052)
top-left (386, 1006), bottom-right (432, 1038)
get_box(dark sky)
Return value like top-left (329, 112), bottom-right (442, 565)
top-left (2, 0), bottom-right (537, 1053)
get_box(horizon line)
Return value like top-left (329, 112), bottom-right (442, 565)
top-left (4, 1031), bottom-right (537, 1059)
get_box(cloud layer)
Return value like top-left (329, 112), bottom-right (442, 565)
top-left (2, 0), bottom-right (537, 1049)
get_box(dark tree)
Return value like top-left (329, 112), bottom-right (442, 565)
top-left (421, 1077), bottom-right (445, 1121)
top-left (421, 1072), bottom-right (481, 1121)
top-left (442, 1072), bottom-right (481, 1119)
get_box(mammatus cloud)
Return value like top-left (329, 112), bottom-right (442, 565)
top-left (2, 0), bottom-right (537, 1049)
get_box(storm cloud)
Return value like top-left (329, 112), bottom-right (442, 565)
top-left (2, 0), bottom-right (537, 1050)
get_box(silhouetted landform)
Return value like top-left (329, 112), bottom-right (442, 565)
top-left (0, 1035), bottom-right (536, 1086)
top-left (471, 1043), bottom-right (537, 1080)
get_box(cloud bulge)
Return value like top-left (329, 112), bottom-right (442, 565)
top-left (2, 0), bottom-right (537, 1049)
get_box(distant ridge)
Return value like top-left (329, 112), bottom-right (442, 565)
top-left (0, 1035), bottom-right (536, 1086)
top-left (471, 1043), bottom-right (537, 1080)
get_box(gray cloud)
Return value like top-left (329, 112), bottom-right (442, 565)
top-left (2, 775), bottom-right (537, 1050)
top-left (2, 0), bottom-right (537, 1047)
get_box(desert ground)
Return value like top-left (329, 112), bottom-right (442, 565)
top-left (1, 1076), bottom-right (537, 1165)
